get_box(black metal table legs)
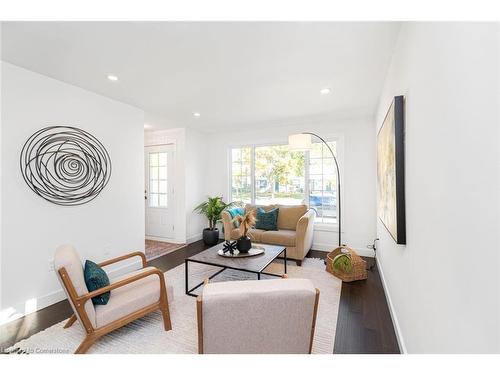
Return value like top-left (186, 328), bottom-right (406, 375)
top-left (185, 248), bottom-right (288, 297)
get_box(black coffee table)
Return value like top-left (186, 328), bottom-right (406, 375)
top-left (185, 242), bottom-right (287, 297)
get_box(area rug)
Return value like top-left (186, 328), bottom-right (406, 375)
top-left (145, 239), bottom-right (186, 261)
top-left (7, 258), bottom-right (341, 354)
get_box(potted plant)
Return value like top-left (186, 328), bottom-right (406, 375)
top-left (194, 196), bottom-right (239, 246)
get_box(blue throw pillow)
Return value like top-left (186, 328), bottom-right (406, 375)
top-left (227, 207), bottom-right (245, 228)
top-left (255, 207), bottom-right (279, 231)
top-left (84, 260), bottom-right (110, 305)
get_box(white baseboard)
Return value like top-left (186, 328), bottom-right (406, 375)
top-left (1, 259), bottom-right (143, 326)
top-left (145, 235), bottom-right (185, 244)
top-left (186, 233), bottom-right (202, 244)
top-left (376, 256), bottom-right (407, 353)
top-left (311, 242), bottom-right (375, 258)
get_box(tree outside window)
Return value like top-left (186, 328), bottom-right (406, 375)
top-left (230, 140), bottom-right (338, 224)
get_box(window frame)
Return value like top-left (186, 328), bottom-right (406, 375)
top-left (228, 136), bottom-right (343, 230)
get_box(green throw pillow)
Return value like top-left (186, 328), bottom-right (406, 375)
top-left (84, 260), bottom-right (110, 305)
top-left (255, 207), bottom-right (279, 231)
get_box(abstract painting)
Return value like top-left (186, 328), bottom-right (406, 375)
top-left (377, 96), bottom-right (406, 244)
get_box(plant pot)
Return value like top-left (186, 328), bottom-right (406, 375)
top-left (237, 236), bottom-right (252, 253)
top-left (202, 228), bottom-right (219, 246)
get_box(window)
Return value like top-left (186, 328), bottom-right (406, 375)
top-left (230, 140), bottom-right (338, 224)
top-left (308, 141), bottom-right (337, 224)
top-left (231, 147), bottom-right (252, 203)
top-left (254, 145), bottom-right (305, 205)
top-left (148, 151), bottom-right (168, 207)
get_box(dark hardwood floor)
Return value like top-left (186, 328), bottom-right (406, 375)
top-left (333, 255), bottom-right (400, 354)
top-left (0, 241), bottom-right (399, 354)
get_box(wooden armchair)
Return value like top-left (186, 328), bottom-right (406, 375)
top-left (54, 244), bottom-right (173, 354)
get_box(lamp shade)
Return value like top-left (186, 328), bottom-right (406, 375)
top-left (288, 133), bottom-right (312, 151)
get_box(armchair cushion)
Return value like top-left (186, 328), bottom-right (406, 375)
top-left (94, 267), bottom-right (174, 328)
top-left (54, 245), bottom-right (96, 328)
top-left (84, 260), bottom-right (111, 305)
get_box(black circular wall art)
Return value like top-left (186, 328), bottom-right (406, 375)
top-left (20, 126), bottom-right (112, 206)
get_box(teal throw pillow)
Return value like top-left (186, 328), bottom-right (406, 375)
top-left (227, 207), bottom-right (245, 228)
top-left (84, 260), bottom-right (110, 305)
top-left (255, 207), bottom-right (279, 231)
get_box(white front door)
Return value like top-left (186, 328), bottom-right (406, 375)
top-left (145, 144), bottom-right (175, 239)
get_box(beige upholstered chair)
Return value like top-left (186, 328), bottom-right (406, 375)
top-left (196, 278), bottom-right (319, 354)
top-left (54, 244), bottom-right (173, 353)
top-left (221, 204), bottom-right (315, 265)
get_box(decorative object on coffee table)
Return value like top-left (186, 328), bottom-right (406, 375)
top-left (234, 209), bottom-right (256, 253)
top-left (237, 236), bottom-right (252, 253)
top-left (222, 240), bottom-right (237, 255)
top-left (217, 246), bottom-right (265, 258)
top-left (193, 196), bottom-right (240, 246)
top-left (326, 245), bottom-right (367, 282)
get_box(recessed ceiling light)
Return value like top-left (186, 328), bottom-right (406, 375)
top-left (107, 75), bottom-right (119, 81)
top-left (193, 112), bottom-right (201, 118)
top-left (144, 123), bottom-right (152, 129)
top-left (320, 88), bottom-right (332, 95)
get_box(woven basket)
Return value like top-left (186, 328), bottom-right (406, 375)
top-left (326, 245), bottom-right (368, 282)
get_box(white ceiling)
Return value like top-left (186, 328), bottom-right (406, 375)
top-left (1, 22), bottom-right (401, 132)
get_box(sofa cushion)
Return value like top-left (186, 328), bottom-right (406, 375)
top-left (255, 207), bottom-right (279, 231)
top-left (276, 205), bottom-right (308, 230)
top-left (261, 229), bottom-right (297, 247)
top-left (95, 267), bottom-right (174, 328)
top-left (246, 228), bottom-right (266, 242)
top-left (84, 260), bottom-right (111, 305)
top-left (244, 204), bottom-right (275, 215)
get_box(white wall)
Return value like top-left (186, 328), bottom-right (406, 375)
top-left (0, 62), bottom-right (145, 322)
top-left (375, 23), bottom-right (500, 353)
top-left (185, 127), bottom-right (209, 242)
top-left (205, 118), bottom-right (377, 255)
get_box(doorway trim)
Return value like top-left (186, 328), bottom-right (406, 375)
top-left (144, 129), bottom-right (187, 244)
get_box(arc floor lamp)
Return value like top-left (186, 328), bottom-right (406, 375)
top-left (289, 132), bottom-right (342, 247)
